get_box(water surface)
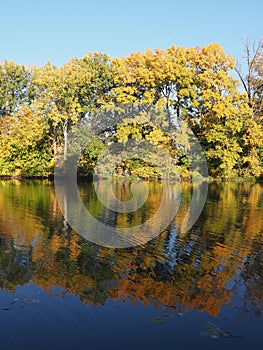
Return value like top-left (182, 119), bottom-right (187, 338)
top-left (0, 180), bottom-right (262, 349)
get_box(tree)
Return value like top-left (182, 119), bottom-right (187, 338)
top-left (0, 106), bottom-right (51, 176)
top-left (0, 61), bottom-right (30, 117)
top-left (235, 39), bottom-right (263, 176)
top-left (235, 38), bottom-right (263, 117)
top-left (106, 44), bottom-right (251, 178)
top-left (185, 43), bottom-right (250, 177)
top-left (31, 53), bottom-right (114, 163)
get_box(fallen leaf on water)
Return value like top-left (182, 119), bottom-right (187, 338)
top-left (24, 298), bottom-right (39, 303)
top-left (200, 321), bottom-right (245, 339)
top-left (150, 315), bottom-right (167, 323)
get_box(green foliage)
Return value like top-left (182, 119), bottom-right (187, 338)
top-left (0, 61), bottom-right (30, 117)
top-left (78, 137), bottom-right (106, 175)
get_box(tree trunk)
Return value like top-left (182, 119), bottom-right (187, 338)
top-left (63, 120), bottom-right (68, 161)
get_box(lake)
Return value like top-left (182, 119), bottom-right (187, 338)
top-left (0, 179), bottom-right (262, 349)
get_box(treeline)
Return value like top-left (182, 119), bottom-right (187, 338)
top-left (0, 42), bottom-right (262, 178)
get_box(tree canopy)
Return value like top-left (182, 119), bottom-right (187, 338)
top-left (0, 42), bottom-right (262, 179)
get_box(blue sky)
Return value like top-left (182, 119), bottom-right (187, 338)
top-left (0, 0), bottom-right (262, 66)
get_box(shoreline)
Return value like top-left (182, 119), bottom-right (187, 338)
top-left (0, 174), bottom-right (262, 183)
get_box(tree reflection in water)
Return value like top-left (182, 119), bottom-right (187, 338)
top-left (0, 180), bottom-right (263, 320)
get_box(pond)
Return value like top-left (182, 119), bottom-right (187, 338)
top-left (0, 179), bottom-right (262, 350)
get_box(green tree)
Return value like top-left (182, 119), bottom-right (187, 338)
top-left (0, 61), bottom-right (30, 117)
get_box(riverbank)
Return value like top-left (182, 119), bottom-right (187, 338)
top-left (0, 174), bottom-right (262, 182)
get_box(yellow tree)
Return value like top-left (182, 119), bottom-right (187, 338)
top-left (110, 44), bottom-right (250, 177)
top-left (0, 106), bottom-right (50, 176)
top-left (184, 43), bottom-right (250, 177)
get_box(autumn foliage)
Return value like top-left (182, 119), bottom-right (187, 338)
top-left (0, 42), bottom-right (262, 178)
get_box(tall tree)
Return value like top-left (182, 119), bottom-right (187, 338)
top-left (112, 44), bottom-right (249, 177)
top-left (235, 38), bottom-right (263, 117)
top-left (31, 53), bottom-right (114, 161)
top-left (185, 43), bottom-right (250, 177)
top-left (235, 39), bottom-right (263, 176)
top-left (0, 61), bottom-right (30, 117)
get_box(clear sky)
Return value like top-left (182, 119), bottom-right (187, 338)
top-left (0, 0), bottom-right (262, 67)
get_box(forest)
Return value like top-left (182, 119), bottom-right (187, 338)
top-left (0, 41), bottom-right (262, 179)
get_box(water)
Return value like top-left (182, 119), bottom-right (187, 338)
top-left (0, 179), bottom-right (262, 349)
